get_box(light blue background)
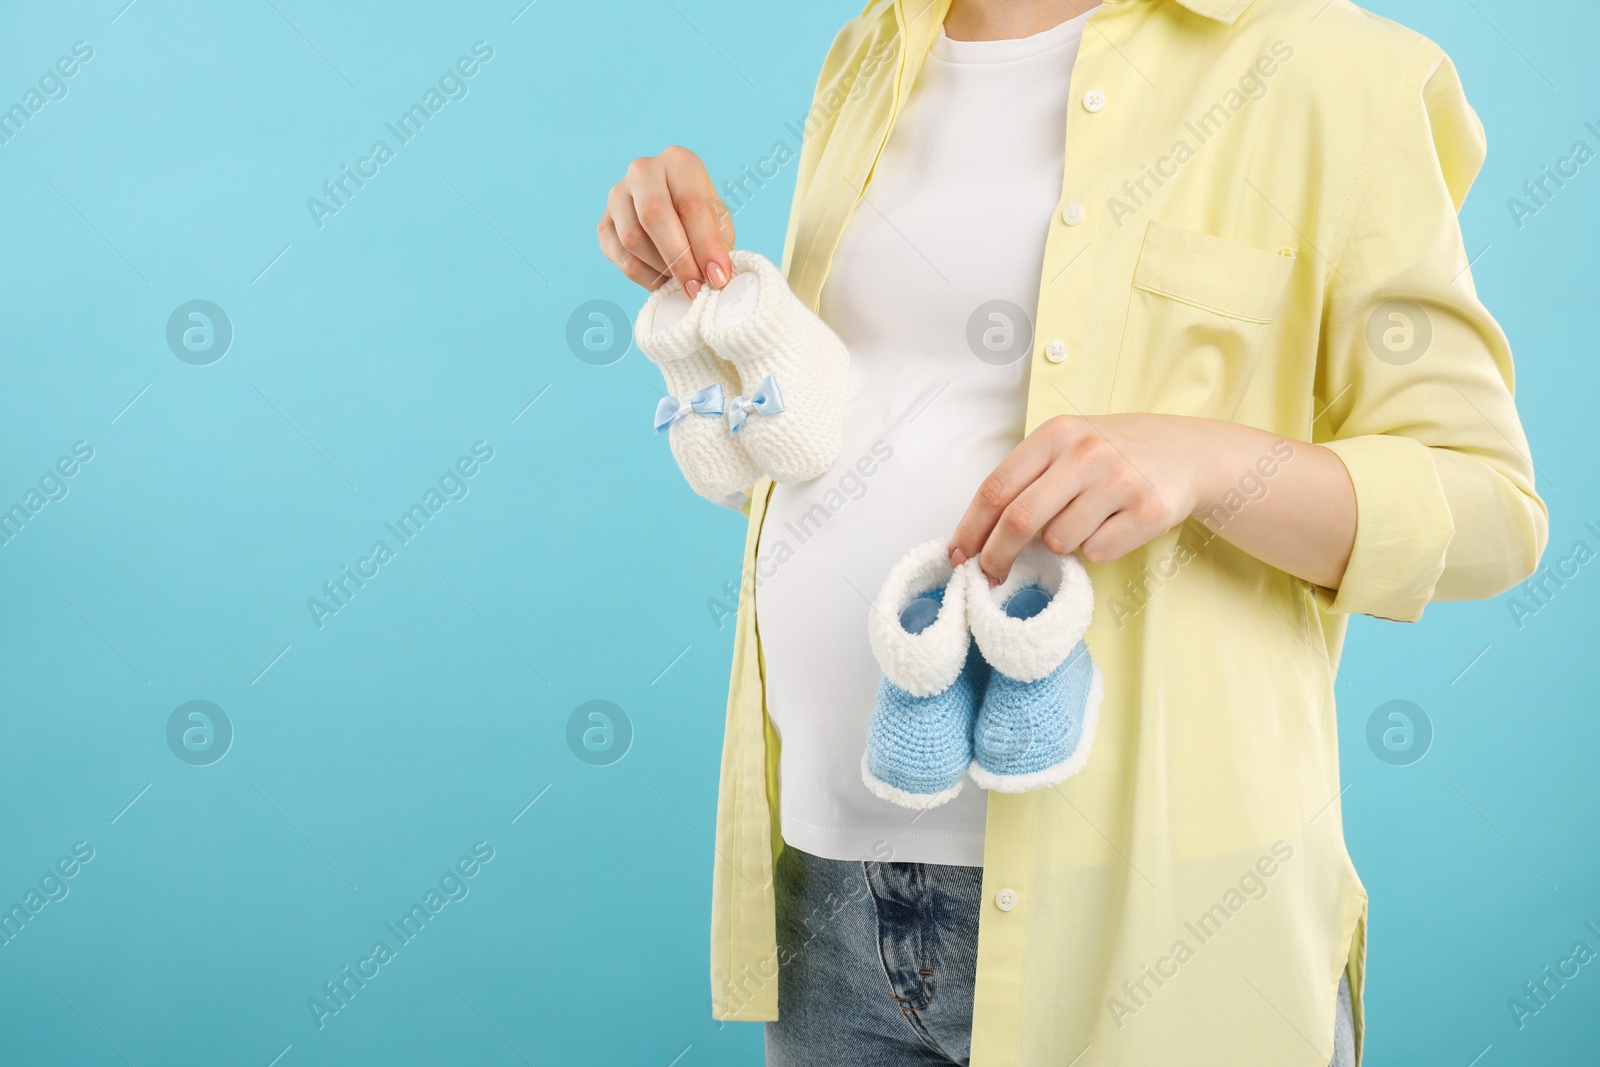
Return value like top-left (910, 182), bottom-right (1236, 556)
top-left (0, 1), bottom-right (1594, 1064)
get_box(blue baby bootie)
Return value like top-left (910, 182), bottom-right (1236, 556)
top-left (862, 539), bottom-right (988, 810)
top-left (965, 542), bottom-right (1103, 792)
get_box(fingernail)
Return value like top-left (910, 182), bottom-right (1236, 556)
top-left (685, 278), bottom-right (703, 299)
top-left (986, 571), bottom-right (1000, 587)
top-left (950, 548), bottom-right (967, 566)
top-left (706, 260), bottom-right (729, 288)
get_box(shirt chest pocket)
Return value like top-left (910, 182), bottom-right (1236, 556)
top-left (1109, 221), bottom-right (1296, 420)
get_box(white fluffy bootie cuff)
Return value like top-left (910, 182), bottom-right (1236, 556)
top-left (965, 542), bottom-right (1094, 682)
top-left (868, 539), bottom-right (975, 697)
top-left (634, 281), bottom-right (762, 502)
top-left (700, 250), bottom-right (847, 484)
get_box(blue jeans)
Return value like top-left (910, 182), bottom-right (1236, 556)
top-left (766, 845), bottom-right (1357, 1066)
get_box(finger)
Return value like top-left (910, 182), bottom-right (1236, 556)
top-left (628, 165), bottom-right (701, 293)
top-left (1038, 457), bottom-right (1147, 555)
top-left (949, 431), bottom-right (1062, 568)
top-left (598, 216), bottom-right (669, 290)
top-left (977, 466), bottom-right (1095, 583)
top-left (713, 196), bottom-right (736, 248)
top-left (663, 149), bottom-right (733, 289)
top-left (1038, 483), bottom-right (1127, 557)
top-left (1079, 500), bottom-right (1166, 564)
top-left (606, 184), bottom-right (669, 279)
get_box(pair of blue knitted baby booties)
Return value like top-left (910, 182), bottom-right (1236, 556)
top-left (862, 539), bottom-right (1103, 810)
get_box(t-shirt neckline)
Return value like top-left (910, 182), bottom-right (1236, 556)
top-left (932, 7), bottom-right (1098, 65)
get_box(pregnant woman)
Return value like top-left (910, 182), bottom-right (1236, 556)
top-left (598, 0), bottom-right (1545, 1063)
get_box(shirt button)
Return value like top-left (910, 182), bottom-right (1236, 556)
top-left (1044, 340), bottom-right (1068, 363)
top-left (1062, 203), bottom-right (1086, 226)
top-left (995, 888), bottom-right (1018, 912)
top-left (1083, 89), bottom-right (1106, 113)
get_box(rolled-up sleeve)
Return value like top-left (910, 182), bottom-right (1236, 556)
top-left (1314, 46), bottom-right (1547, 622)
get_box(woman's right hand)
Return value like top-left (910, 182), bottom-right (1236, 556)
top-left (598, 145), bottom-right (735, 297)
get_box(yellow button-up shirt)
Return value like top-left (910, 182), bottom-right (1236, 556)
top-left (708, 0), bottom-right (1547, 1063)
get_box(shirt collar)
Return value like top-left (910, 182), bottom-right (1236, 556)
top-left (1168, 0), bottom-right (1258, 24)
top-left (898, 0), bottom-right (1261, 33)
top-left (888, 0), bottom-right (1262, 105)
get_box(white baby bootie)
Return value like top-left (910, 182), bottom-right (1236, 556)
top-left (700, 250), bottom-right (847, 484)
top-left (635, 281), bottom-right (763, 502)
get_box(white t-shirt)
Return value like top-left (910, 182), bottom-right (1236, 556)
top-left (754, 12), bottom-right (1094, 867)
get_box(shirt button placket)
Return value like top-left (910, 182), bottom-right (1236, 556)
top-left (1060, 88), bottom-right (1104, 227)
top-left (1038, 34), bottom-right (1117, 418)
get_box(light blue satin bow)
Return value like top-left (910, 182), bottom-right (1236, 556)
top-left (726, 375), bottom-right (784, 434)
top-left (653, 383), bottom-right (724, 434)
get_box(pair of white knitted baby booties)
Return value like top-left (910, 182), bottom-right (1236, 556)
top-left (634, 250), bottom-right (848, 501)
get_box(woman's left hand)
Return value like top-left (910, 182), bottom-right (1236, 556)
top-left (949, 411), bottom-right (1358, 590)
top-left (949, 413), bottom-right (1218, 582)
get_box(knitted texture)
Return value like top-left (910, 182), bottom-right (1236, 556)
top-left (965, 543), bottom-right (1103, 792)
top-left (634, 281), bottom-right (762, 501)
top-left (861, 539), bottom-right (986, 810)
top-left (863, 646), bottom-right (991, 809)
top-left (968, 642), bottom-right (1102, 792)
top-left (700, 249), bottom-right (847, 484)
